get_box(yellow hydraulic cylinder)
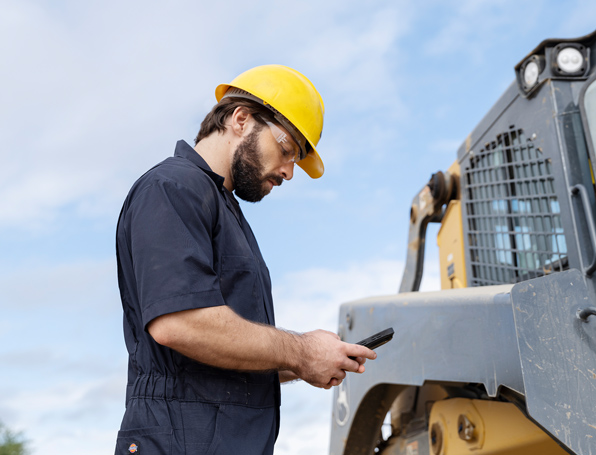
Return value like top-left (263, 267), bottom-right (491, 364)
top-left (428, 398), bottom-right (567, 455)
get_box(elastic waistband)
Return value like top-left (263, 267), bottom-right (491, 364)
top-left (127, 371), bottom-right (279, 408)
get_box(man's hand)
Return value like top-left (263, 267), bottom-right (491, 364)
top-left (290, 330), bottom-right (377, 389)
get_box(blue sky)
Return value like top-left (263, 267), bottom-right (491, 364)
top-left (1, 1), bottom-right (595, 453)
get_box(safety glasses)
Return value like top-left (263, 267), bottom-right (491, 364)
top-left (266, 121), bottom-right (302, 163)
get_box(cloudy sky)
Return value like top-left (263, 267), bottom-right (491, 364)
top-left (1, 0), bottom-right (595, 453)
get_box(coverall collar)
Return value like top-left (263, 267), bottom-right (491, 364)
top-left (174, 140), bottom-right (225, 190)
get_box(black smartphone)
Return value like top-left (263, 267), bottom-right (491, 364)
top-left (356, 327), bottom-right (394, 350)
top-left (349, 328), bottom-right (394, 359)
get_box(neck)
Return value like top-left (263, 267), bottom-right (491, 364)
top-left (194, 133), bottom-right (236, 191)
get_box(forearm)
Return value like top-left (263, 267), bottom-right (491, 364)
top-left (148, 304), bottom-right (377, 389)
top-left (148, 305), bottom-right (302, 372)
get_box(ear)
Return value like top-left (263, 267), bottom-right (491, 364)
top-left (230, 106), bottom-right (251, 137)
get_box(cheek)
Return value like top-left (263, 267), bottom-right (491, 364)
top-left (257, 132), bottom-right (283, 167)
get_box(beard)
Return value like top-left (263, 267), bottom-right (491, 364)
top-left (231, 126), bottom-right (283, 203)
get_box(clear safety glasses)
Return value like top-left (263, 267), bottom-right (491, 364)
top-left (266, 121), bottom-right (302, 164)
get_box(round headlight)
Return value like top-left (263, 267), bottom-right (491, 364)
top-left (556, 47), bottom-right (584, 74)
top-left (523, 61), bottom-right (540, 87)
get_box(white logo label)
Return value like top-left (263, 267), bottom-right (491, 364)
top-left (276, 132), bottom-right (288, 144)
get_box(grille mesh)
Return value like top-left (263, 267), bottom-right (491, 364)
top-left (464, 127), bottom-right (567, 286)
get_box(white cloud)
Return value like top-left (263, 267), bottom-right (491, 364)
top-left (273, 257), bottom-right (440, 333)
top-left (1, 373), bottom-right (126, 455)
top-left (0, 259), bottom-right (118, 310)
top-left (0, 0), bottom-right (418, 230)
top-left (273, 259), bottom-right (406, 332)
top-left (0, 1), bottom-right (229, 230)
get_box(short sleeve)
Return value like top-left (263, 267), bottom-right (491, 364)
top-left (124, 178), bottom-right (226, 329)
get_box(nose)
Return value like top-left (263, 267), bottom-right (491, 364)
top-left (280, 161), bottom-right (294, 181)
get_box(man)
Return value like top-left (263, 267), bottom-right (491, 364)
top-left (114, 65), bottom-right (376, 454)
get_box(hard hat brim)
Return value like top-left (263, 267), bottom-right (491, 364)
top-left (297, 149), bottom-right (324, 179)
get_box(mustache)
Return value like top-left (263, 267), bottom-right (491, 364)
top-left (266, 174), bottom-right (284, 187)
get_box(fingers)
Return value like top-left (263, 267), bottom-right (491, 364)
top-left (342, 347), bottom-right (375, 372)
top-left (344, 345), bottom-right (376, 372)
top-left (310, 378), bottom-right (341, 389)
top-left (314, 371), bottom-right (347, 389)
top-left (336, 369), bottom-right (347, 381)
top-left (347, 344), bottom-right (377, 360)
top-left (341, 358), bottom-right (363, 373)
top-left (349, 356), bottom-right (367, 365)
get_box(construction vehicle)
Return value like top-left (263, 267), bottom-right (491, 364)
top-left (330, 29), bottom-right (596, 455)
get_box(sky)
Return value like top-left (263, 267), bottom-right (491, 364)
top-left (1, 0), bottom-right (596, 454)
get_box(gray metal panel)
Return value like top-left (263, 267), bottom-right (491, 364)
top-left (330, 285), bottom-right (521, 455)
top-left (551, 80), bottom-right (596, 274)
top-left (512, 269), bottom-right (596, 455)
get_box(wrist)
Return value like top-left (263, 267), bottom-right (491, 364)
top-left (277, 329), bottom-right (304, 372)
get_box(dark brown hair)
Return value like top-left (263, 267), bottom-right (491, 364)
top-left (194, 97), bottom-right (277, 145)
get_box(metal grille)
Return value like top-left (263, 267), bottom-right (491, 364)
top-left (464, 127), bottom-right (567, 286)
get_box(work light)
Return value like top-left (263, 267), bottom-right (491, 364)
top-left (552, 43), bottom-right (588, 76)
top-left (519, 55), bottom-right (544, 92)
top-left (523, 61), bottom-right (540, 88)
top-left (556, 47), bottom-right (583, 73)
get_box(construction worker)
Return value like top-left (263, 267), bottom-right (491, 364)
top-left (114, 65), bottom-right (376, 454)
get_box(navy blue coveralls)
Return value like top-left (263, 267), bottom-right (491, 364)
top-left (115, 140), bottom-right (280, 454)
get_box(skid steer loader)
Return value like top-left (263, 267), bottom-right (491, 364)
top-left (329, 29), bottom-right (596, 455)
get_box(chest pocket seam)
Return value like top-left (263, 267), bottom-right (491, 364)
top-left (219, 255), bottom-right (265, 323)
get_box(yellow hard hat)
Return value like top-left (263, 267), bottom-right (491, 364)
top-left (215, 64), bottom-right (325, 179)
